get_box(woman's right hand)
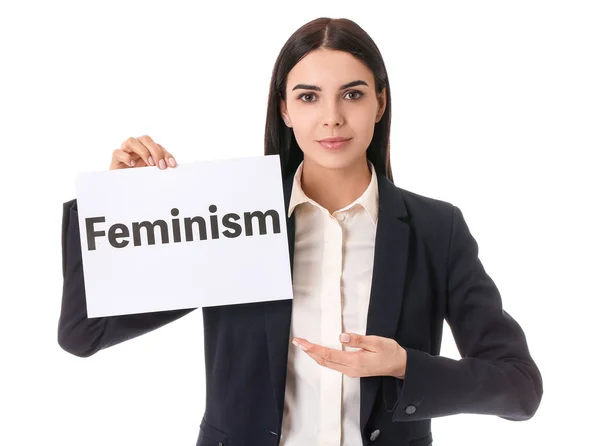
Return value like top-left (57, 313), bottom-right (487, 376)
top-left (110, 135), bottom-right (177, 170)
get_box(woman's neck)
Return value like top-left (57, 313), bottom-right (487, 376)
top-left (300, 157), bottom-right (372, 214)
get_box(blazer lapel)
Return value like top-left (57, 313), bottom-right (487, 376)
top-left (264, 170), bottom-right (410, 434)
top-left (360, 173), bottom-right (410, 433)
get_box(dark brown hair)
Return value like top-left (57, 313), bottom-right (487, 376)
top-left (264, 17), bottom-right (394, 182)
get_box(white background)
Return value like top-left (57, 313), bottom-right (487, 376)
top-left (1, 1), bottom-right (598, 445)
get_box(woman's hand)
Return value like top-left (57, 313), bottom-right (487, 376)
top-left (110, 135), bottom-right (177, 170)
top-left (292, 333), bottom-right (407, 379)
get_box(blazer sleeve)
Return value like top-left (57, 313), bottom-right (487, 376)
top-left (390, 205), bottom-right (543, 422)
top-left (57, 198), bottom-right (197, 357)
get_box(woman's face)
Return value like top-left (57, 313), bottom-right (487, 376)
top-left (280, 48), bottom-right (386, 172)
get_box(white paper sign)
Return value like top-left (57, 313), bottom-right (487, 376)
top-left (75, 154), bottom-right (293, 317)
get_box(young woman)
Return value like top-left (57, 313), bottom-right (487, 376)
top-left (58, 17), bottom-right (543, 446)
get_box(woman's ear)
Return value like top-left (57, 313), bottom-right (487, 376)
top-left (280, 98), bottom-right (291, 127)
top-left (376, 87), bottom-right (387, 122)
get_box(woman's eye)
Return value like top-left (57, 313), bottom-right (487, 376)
top-left (345, 91), bottom-right (363, 100)
top-left (299, 93), bottom-right (316, 102)
top-left (297, 90), bottom-right (363, 103)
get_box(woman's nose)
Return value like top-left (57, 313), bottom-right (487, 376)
top-left (322, 104), bottom-right (344, 127)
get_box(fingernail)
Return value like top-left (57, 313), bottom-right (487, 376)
top-left (148, 156), bottom-right (155, 166)
top-left (292, 340), bottom-right (307, 351)
top-left (340, 333), bottom-right (350, 343)
top-left (169, 157), bottom-right (176, 167)
top-left (130, 160), bottom-right (136, 167)
top-left (159, 159), bottom-right (166, 169)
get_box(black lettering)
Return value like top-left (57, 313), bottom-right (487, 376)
top-left (85, 216), bottom-right (105, 251)
top-left (83, 206), bottom-right (282, 250)
top-left (184, 217), bottom-right (207, 241)
top-left (222, 213), bottom-right (242, 238)
top-left (108, 223), bottom-right (129, 248)
top-left (209, 204), bottom-right (219, 239)
top-left (171, 208), bottom-right (181, 243)
top-left (132, 220), bottom-right (169, 246)
top-left (243, 209), bottom-right (281, 236)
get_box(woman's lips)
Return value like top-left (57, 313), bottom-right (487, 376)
top-left (318, 138), bottom-right (351, 150)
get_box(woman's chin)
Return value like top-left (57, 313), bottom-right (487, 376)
top-left (304, 153), bottom-right (367, 171)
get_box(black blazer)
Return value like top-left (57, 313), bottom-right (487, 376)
top-left (58, 168), bottom-right (543, 446)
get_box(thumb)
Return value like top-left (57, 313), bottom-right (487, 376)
top-left (339, 332), bottom-right (377, 350)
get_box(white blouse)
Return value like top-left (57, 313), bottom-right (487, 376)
top-left (280, 160), bottom-right (379, 446)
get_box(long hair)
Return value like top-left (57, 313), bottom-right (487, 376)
top-left (264, 17), bottom-right (394, 183)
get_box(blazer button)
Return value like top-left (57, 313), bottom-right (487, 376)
top-left (405, 405), bottom-right (417, 415)
top-left (369, 429), bottom-right (380, 441)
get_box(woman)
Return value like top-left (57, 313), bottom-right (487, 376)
top-left (58, 17), bottom-right (543, 446)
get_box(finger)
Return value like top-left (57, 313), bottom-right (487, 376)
top-left (110, 149), bottom-right (137, 170)
top-left (157, 143), bottom-right (177, 168)
top-left (303, 350), bottom-right (362, 378)
top-left (121, 136), bottom-right (156, 167)
top-left (339, 333), bottom-right (381, 352)
top-left (112, 148), bottom-right (137, 168)
top-left (294, 339), bottom-right (358, 367)
top-left (137, 135), bottom-right (170, 169)
top-left (120, 136), bottom-right (153, 166)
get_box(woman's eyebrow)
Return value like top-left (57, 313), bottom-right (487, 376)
top-left (292, 80), bottom-right (368, 92)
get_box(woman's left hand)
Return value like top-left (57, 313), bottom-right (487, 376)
top-left (292, 333), bottom-right (407, 379)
